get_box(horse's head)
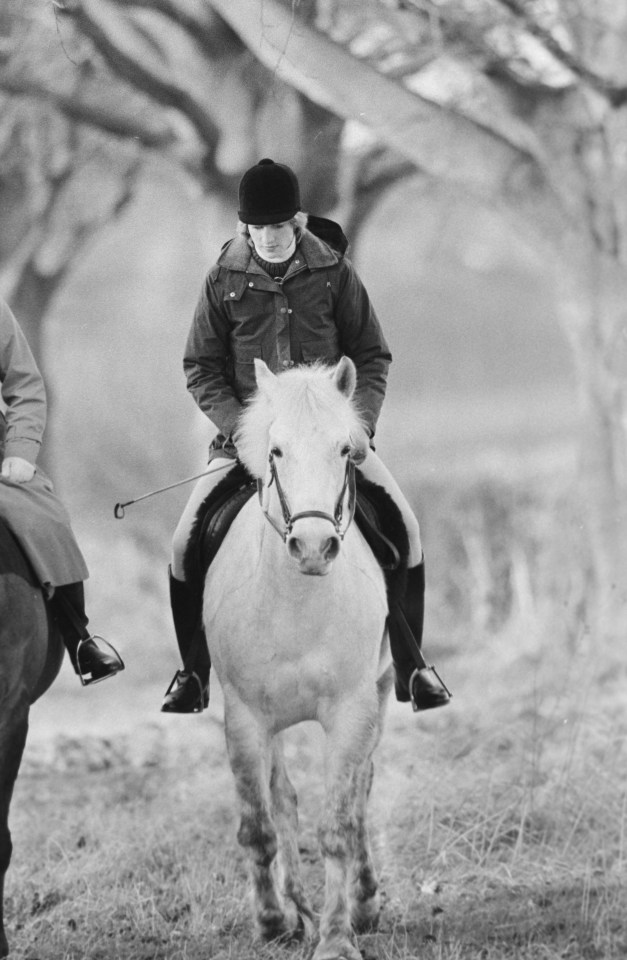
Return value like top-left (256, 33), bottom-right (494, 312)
top-left (236, 357), bottom-right (369, 575)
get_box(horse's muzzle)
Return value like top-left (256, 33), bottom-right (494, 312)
top-left (287, 531), bottom-right (341, 574)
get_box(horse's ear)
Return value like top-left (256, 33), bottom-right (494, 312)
top-left (254, 358), bottom-right (278, 396)
top-left (333, 356), bottom-right (357, 398)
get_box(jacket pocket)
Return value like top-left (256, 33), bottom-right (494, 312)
top-left (233, 342), bottom-right (262, 364)
top-left (301, 338), bottom-right (340, 364)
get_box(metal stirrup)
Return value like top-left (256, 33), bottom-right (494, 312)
top-left (76, 635), bottom-right (125, 686)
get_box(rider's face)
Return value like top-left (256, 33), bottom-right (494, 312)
top-left (248, 222), bottom-right (296, 262)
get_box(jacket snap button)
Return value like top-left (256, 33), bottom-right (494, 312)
top-left (229, 291), bottom-right (236, 297)
top-left (248, 282), bottom-right (254, 287)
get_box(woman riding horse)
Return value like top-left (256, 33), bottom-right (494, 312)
top-left (162, 158), bottom-right (450, 716)
top-left (0, 298), bottom-right (123, 684)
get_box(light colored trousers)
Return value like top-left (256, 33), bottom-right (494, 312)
top-left (171, 450), bottom-right (422, 580)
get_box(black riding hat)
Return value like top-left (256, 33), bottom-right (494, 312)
top-left (238, 158), bottom-right (301, 225)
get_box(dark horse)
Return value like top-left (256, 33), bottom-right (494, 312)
top-left (0, 517), bottom-right (64, 957)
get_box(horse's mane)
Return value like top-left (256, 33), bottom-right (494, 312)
top-left (235, 362), bottom-right (366, 479)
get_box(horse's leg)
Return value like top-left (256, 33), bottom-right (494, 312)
top-left (0, 701), bottom-right (29, 959)
top-left (269, 737), bottom-right (315, 940)
top-left (314, 695), bottom-right (382, 960)
top-left (349, 668), bottom-right (393, 933)
top-left (224, 698), bottom-right (296, 941)
top-left (348, 759), bottom-right (380, 934)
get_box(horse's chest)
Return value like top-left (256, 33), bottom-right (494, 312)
top-left (204, 517), bottom-right (387, 723)
top-left (206, 569), bottom-right (383, 718)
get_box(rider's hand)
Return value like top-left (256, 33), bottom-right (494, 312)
top-left (1, 457), bottom-right (36, 483)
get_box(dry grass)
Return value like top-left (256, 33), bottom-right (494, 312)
top-left (5, 452), bottom-right (627, 960)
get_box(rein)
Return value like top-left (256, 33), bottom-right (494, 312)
top-left (257, 452), bottom-right (356, 542)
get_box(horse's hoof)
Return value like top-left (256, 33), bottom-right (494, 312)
top-left (312, 939), bottom-right (362, 960)
top-left (258, 907), bottom-right (292, 943)
top-left (352, 913), bottom-right (380, 934)
top-left (350, 898), bottom-right (381, 933)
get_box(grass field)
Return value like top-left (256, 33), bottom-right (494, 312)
top-left (6, 443), bottom-right (627, 960)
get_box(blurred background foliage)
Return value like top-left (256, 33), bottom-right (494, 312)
top-left (0, 0), bottom-right (626, 667)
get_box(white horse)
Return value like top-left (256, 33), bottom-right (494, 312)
top-left (204, 357), bottom-right (393, 960)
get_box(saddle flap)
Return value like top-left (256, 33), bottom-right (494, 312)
top-left (183, 463), bottom-right (256, 586)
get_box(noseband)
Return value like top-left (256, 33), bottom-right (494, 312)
top-left (257, 451), bottom-right (356, 542)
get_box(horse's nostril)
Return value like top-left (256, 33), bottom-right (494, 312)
top-left (287, 536), bottom-right (303, 561)
top-left (323, 536), bottom-right (340, 562)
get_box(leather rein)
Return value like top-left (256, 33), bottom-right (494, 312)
top-left (257, 452), bottom-right (356, 542)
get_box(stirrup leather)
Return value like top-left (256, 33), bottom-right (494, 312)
top-left (163, 669), bottom-right (206, 713)
top-left (76, 635), bottom-right (125, 686)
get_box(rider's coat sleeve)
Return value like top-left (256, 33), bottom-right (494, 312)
top-left (183, 268), bottom-right (245, 438)
top-left (0, 299), bottom-right (46, 464)
top-left (333, 259), bottom-right (391, 438)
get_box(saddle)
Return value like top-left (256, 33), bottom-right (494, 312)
top-left (183, 462), bottom-right (409, 605)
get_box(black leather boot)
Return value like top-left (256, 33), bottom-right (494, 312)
top-left (161, 569), bottom-right (210, 714)
top-left (50, 582), bottom-right (124, 685)
top-left (389, 563), bottom-right (451, 711)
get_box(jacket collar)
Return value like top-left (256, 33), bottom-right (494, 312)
top-left (217, 229), bottom-right (341, 274)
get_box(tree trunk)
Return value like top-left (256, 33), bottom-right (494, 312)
top-left (555, 242), bottom-right (627, 635)
top-left (9, 266), bottom-right (59, 367)
top-left (8, 265), bottom-right (63, 474)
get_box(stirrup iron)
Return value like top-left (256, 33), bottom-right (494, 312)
top-left (409, 665), bottom-right (452, 713)
top-left (163, 669), bottom-right (206, 713)
top-left (76, 634), bottom-right (125, 686)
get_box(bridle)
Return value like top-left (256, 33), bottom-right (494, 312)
top-left (257, 450), bottom-right (356, 542)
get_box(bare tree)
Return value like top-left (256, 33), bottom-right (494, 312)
top-left (0, 5), bottom-right (146, 356)
top-left (3, 0), bottom-right (627, 627)
top-left (206, 0), bottom-right (627, 629)
top-left (0, 0), bottom-right (346, 344)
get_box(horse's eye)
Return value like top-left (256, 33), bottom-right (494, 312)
top-left (270, 446), bottom-right (283, 458)
top-left (340, 444), bottom-right (351, 457)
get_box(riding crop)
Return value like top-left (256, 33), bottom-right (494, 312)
top-left (113, 461), bottom-right (232, 519)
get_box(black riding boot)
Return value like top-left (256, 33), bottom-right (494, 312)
top-left (389, 563), bottom-right (451, 711)
top-left (50, 582), bottom-right (124, 685)
top-left (161, 568), bottom-right (210, 714)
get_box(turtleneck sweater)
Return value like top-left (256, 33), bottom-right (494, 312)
top-left (250, 245), bottom-right (296, 280)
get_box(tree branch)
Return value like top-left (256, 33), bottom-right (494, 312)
top-left (207, 0), bottom-right (555, 201)
top-left (37, 154), bottom-right (143, 280)
top-left (494, 0), bottom-right (627, 106)
top-left (57, 0), bottom-right (222, 147)
top-left (0, 75), bottom-right (178, 148)
top-left (105, 0), bottom-right (242, 58)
